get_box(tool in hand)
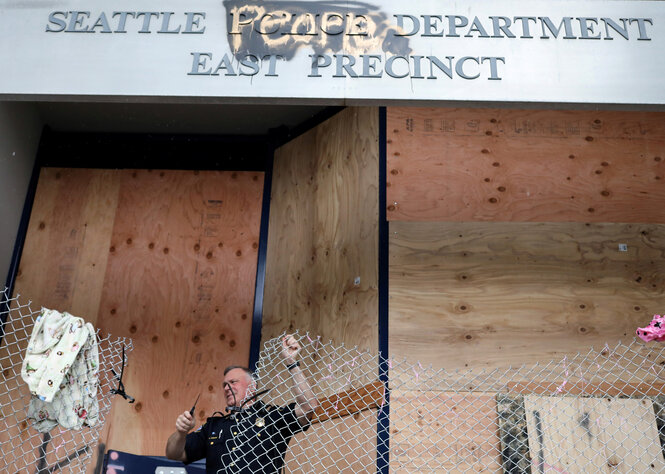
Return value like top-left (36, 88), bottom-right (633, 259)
top-left (190, 393), bottom-right (201, 416)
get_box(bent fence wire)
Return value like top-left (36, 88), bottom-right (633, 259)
top-left (249, 332), bottom-right (665, 473)
top-left (0, 288), bottom-right (133, 473)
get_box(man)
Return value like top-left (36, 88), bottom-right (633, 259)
top-left (165, 335), bottom-right (318, 473)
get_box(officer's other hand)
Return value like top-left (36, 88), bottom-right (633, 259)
top-left (175, 411), bottom-right (195, 434)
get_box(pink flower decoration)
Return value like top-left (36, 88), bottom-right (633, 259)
top-left (637, 314), bottom-right (665, 342)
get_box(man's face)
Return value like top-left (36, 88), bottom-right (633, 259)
top-left (223, 368), bottom-right (253, 407)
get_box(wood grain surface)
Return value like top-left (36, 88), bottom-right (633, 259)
top-left (387, 107), bottom-right (665, 222)
top-left (97, 169), bottom-right (263, 455)
top-left (7, 168), bottom-right (264, 465)
top-left (390, 390), bottom-right (501, 473)
top-left (262, 107), bottom-right (379, 351)
top-left (390, 221), bottom-right (665, 371)
top-left (525, 396), bottom-right (665, 472)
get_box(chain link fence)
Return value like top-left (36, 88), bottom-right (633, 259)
top-left (0, 288), bottom-right (133, 473)
top-left (240, 332), bottom-right (665, 473)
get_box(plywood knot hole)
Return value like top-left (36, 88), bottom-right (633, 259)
top-left (151, 335), bottom-right (159, 343)
top-left (465, 334), bottom-right (472, 340)
top-left (218, 242), bottom-right (224, 248)
top-left (485, 130), bottom-right (492, 136)
top-left (390, 169), bottom-right (399, 175)
top-left (497, 186), bottom-right (506, 192)
top-left (635, 276), bottom-right (642, 283)
top-left (192, 335), bottom-right (200, 343)
top-left (585, 136), bottom-right (594, 142)
top-left (459, 305), bottom-right (468, 311)
top-left (208, 385), bottom-right (214, 392)
top-left (163, 247), bottom-right (169, 254)
top-left (253, 175), bottom-right (259, 181)
top-left (110, 308), bottom-right (116, 315)
top-left (492, 162), bottom-right (500, 167)
top-left (163, 390), bottom-right (169, 398)
top-left (148, 242), bottom-right (154, 250)
top-left (481, 149), bottom-right (489, 154)
top-left (595, 170), bottom-right (602, 175)
top-left (126, 238), bottom-right (132, 245)
top-left (230, 340), bottom-right (236, 348)
top-left (206, 251), bottom-right (213, 259)
top-left (38, 221), bottom-right (46, 230)
top-left (484, 178), bottom-right (490, 182)
top-left (566, 177), bottom-right (571, 181)
top-left (241, 313), bottom-right (247, 320)
top-left (579, 304), bottom-right (586, 309)
top-left (129, 325), bottom-right (137, 334)
top-left (587, 207), bottom-right (595, 213)
top-left (634, 306), bottom-right (641, 311)
top-left (488, 197), bottom-right (498, 204)
top-left (393, 129), bottom-right (399, 133)
top-left (601, 190), bottom-right (610, 197)
top-left (215, 308), bottom-right (219, 313)
top-left (655, 156), bottom-right (662, 162)
top-left (110, 246), bottom-right (116, 253)
top-left (387, 205), bottom-right (396, 212)
top-left (198, 410), bottom-right (205, 418)
top-left (134, 402), bottom-right (142, 413)
top-left (607, 458), bottom-right (619, 468)
top-left (579, 327), bottom-right (587, 333)
top-left (601, 161), bottom-right (609, 167)
top-left (490, 118), bottom-right (497, 123)
top-left (655, 176), bottom-right (661, 180)
top-left (219, 333), bottom-right (226, 341)
top-left (194, 244), bottom-right (200, 251)
top-left (252, 242), bottom-right (258, 249)
top-left (236, 250), bottom-right (242, 257)
top-left (175, 321), bottom-right (182, 328)
top-left (459, 274), bottom-right (468, 280)
top-left (569, 154), bottom-right (575, 159)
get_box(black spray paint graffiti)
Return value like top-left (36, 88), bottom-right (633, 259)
top-left (222, 1), bottom-right (411, 61)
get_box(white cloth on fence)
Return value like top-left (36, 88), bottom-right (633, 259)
top-left (20, 308), bottom-right (100, 432)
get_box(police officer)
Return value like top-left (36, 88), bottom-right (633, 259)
top-left (165, 335), bottom-right (318, 473)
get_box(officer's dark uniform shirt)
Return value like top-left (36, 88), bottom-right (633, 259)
top-left (184, 401), bottom-right (310, 474)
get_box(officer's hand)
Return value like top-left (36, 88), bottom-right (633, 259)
top-left (281, 334), bottom-right (300, 365)
top-left (175, 411), bottom-right (196, 434)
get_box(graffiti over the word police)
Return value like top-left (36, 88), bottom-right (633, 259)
top-left (223, 1), bottom-right (411, 61)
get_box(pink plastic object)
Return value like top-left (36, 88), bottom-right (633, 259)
top-left (637, 314), bottom-right (665, 342)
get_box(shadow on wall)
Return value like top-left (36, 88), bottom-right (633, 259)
top-left (223, 1), bottom-right (411, 60)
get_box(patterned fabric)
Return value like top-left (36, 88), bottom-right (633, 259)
top-left (20, 309), bottom-right (100, 432)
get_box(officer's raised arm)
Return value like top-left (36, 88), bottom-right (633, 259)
top-left (281, 334), bottom-right (319, 426)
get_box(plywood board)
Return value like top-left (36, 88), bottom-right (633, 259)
top-left (389, 221), bottom-right (665, 372)
top-left (285, 409), bottom-right (378, 473)
top-left (390, 390), bottom-right (501, 473)
top-left (3, 168), bottom-right (121, 473)
top-left (262, 107), bottom-right (379, 351)
top-left (5, 167), bottom-right (263, 466)
top-left (525, 396), bottom-right (665, 473)
top-left (97, 169), bottom-right (264, 455)
top-left (387, 107), bottom-right (665, 222)
top-left (13, 167), bottom-right (121, 322)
